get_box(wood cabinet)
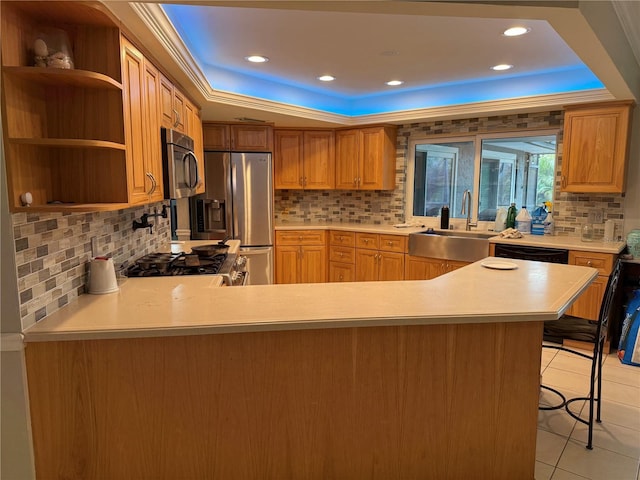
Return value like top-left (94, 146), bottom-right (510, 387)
top-left (328, 230), bottom-right (356, 282)
top-left (335, 126), bottom-right (397, 190)
top-left (159, 72), bottom-right (186, 132)
top-left (355, 233), bottom-right (405, 281)
top-left (566, 250), bottom-right (615, 321)
top-left (274, 129), bottom-right (335, 189)
top-left (202, 122), bottom-right (273, 152)
top-left (561, 100), bottom-right (634, 193)
top-left (1, 1), bottom-right (129, 212)
top-left (275, 230), bottom-right (327, 284)
top-left (0, 1), bottom-right (205, 211)
top-left (121, 36), bottom-right (164, 204)
top-left (404, 255), bottom-right (468, 280)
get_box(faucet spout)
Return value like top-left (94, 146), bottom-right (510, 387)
top-left (460, 190), bottom-right (477, 231)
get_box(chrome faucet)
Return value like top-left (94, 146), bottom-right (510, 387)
top-left (461, 190), bottom-right (477, 231)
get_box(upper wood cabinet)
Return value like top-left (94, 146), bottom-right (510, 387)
top-left (1, 1), bottom-right (129, 212)
top-left (561, 100), bottom-right (634, 193)
top-left (274, 129), bottom-right (335, 189)
top-left (159, 72), bottom-right (186, 132)
top-left (121, 36), bottom-right (164, 205)
top-left (202, 122), bottom-right (274, 152)
top-left (335, 126), bottom-right (397, 190)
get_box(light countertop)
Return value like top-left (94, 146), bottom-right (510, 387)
top-left (23, 258), bottom-right (597, 342)
top-left (276, 222), bottom-right (626, 254)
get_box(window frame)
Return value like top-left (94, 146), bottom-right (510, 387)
top-left (406, 129), bottom-right (559, 230)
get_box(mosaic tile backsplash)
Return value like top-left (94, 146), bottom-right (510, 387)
top-left (11, 110), bottom-right (628, 328)
top-left (12, 202), bottom-right (170, 329)
top-left (275, 110), bottom-right (626, 237)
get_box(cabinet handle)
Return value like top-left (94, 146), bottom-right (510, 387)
top-left (146, 172), bottom-right (157, 195)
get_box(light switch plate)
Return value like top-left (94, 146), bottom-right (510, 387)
top-left (588, 210), bottom-right (603, 224)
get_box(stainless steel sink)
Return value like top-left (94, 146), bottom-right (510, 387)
top-left (408, 230), bottom-right (491, 263)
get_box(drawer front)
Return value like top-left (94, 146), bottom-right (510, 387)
top-left (329, 246), bottom-right (355, 264)
top-left (329, 230), bottom-right (356, 247)
top-left (379, 234), bottom-right (407, 253)
top-left (569, 251), bottom-right (614, 276)
top-left (276, 230), bottom-right (325, 246)
top-left (355, 233), bottom-right (379, 250)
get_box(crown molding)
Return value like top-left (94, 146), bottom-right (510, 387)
top-left (131, 3), bottom-right (615, 126)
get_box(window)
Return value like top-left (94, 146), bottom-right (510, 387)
top-left (407, 131), bottom-right (557, 226)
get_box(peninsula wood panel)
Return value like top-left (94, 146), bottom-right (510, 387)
top-left (25, 321), bottom-right (542, 479)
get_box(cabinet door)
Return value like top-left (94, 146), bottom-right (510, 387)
top-left (274, 130), bottom-right (303, 189)
top-left (303, 130), bottom-right (335, 189)
top-left (378, 252), bottom-right (405, 281)
top-left (142, 59), bottom-right (164, 202)
top-left (275, 246), bottom-right (300, 284)
top-left (172, 88), bottom-right (186, 132)
top-left (561, 102), bottom-right (632, 193)
top-left (231, 125), bottom-right (273, 151)
top-left (355, 249), bottom-right (379, 282)
top-left (567, 275), bottom-right (607, 321)
top-left (329, 262), bottom-right (355, 282)
top-left (360, 126), bottom-right (396, 190)
top-left (202, 123), bottom-right (230, 150)
top-left (335, 129), bottom-right (361, 189)
top-left (121, 37), bottom-right (149, 205)
top-left (159, 73), bottom-right (175, 130)
top-left (300, 246), bottom-right (327, 283)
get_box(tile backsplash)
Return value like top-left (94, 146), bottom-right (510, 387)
top-left (12, 202), bottom-right (170, 329)
top-left (10, 110), bottom-right (628, 329)
top-left (275, 110), bottom-right (626, 236)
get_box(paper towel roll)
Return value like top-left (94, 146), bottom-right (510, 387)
top-left (604, 220), bottom-right (615, 242)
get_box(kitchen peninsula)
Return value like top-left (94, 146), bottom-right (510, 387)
top-left (23, 259), bottom-right (597, 479)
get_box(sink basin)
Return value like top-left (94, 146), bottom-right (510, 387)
top-left (408, 230), bottom-right (491, 263)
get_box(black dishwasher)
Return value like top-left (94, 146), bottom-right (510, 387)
top-left (493, 243), bottom-right (569, 264)
top-left (492, 243), bottom-right (595, 343)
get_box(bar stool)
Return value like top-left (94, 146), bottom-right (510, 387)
top-left (539, 259), bottom-right (622, 450)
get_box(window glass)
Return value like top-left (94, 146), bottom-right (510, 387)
top-left (479, 135), bottom-right (557, 221)
top-left (412, 141), bottom-right (475, 219)
top-left (408, 132), bottom-right (557, 224)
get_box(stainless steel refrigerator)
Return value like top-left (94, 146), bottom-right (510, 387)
top-left (190, 152), bottom-right (274, 285)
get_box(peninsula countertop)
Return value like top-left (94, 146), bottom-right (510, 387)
top-left (22, 258), bottom-right (598, 342)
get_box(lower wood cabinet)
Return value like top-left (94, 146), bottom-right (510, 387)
top-left (275, 230), bottom-right (327, 284)
top-left (355, 233), bottom-right (406, 282)
top-left (404, 256), bottom-right (468, 280)
top-left (566, 250), bottom-right (615, 321)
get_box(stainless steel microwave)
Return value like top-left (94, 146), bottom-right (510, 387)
top-left (161, 127), bottom-right (201, 199)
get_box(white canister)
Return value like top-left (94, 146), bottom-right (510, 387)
top-left (88, 257), bottom-right (119, 294)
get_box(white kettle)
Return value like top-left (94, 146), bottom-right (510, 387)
top-left (88, 257), bottom-right (119, 294)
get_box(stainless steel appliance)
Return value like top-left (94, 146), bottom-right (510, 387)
top-left (125, 251), bottom-right (247, 286)
top-left (191, 152), bottom-right (274, 285)
top-left (161, 127), bottom-right (201, 199)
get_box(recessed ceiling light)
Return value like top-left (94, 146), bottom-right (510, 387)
top-left (245, 55), bottom-right (269, 63)
top-left (318, 75), bottom-right (335, 82)
top-left (503, 27), bottom-right (531, 37)
top-left (490, 64), bottom-right (513, 71)
top-left (386, 80), bottom-right (404, 86)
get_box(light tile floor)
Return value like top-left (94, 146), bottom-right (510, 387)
top-left (536, 346), bottom-right (640, 479)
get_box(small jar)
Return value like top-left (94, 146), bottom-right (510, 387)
top-left (581, 224), bottom-right (594, 242)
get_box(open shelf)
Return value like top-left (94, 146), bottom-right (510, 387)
top-left (3, 66), bottom-right (123, 90)
top-left (7, 138), bottom-right (126, 150)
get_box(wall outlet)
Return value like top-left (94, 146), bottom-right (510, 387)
top-left (588, 209), bottom-right (604, 224)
